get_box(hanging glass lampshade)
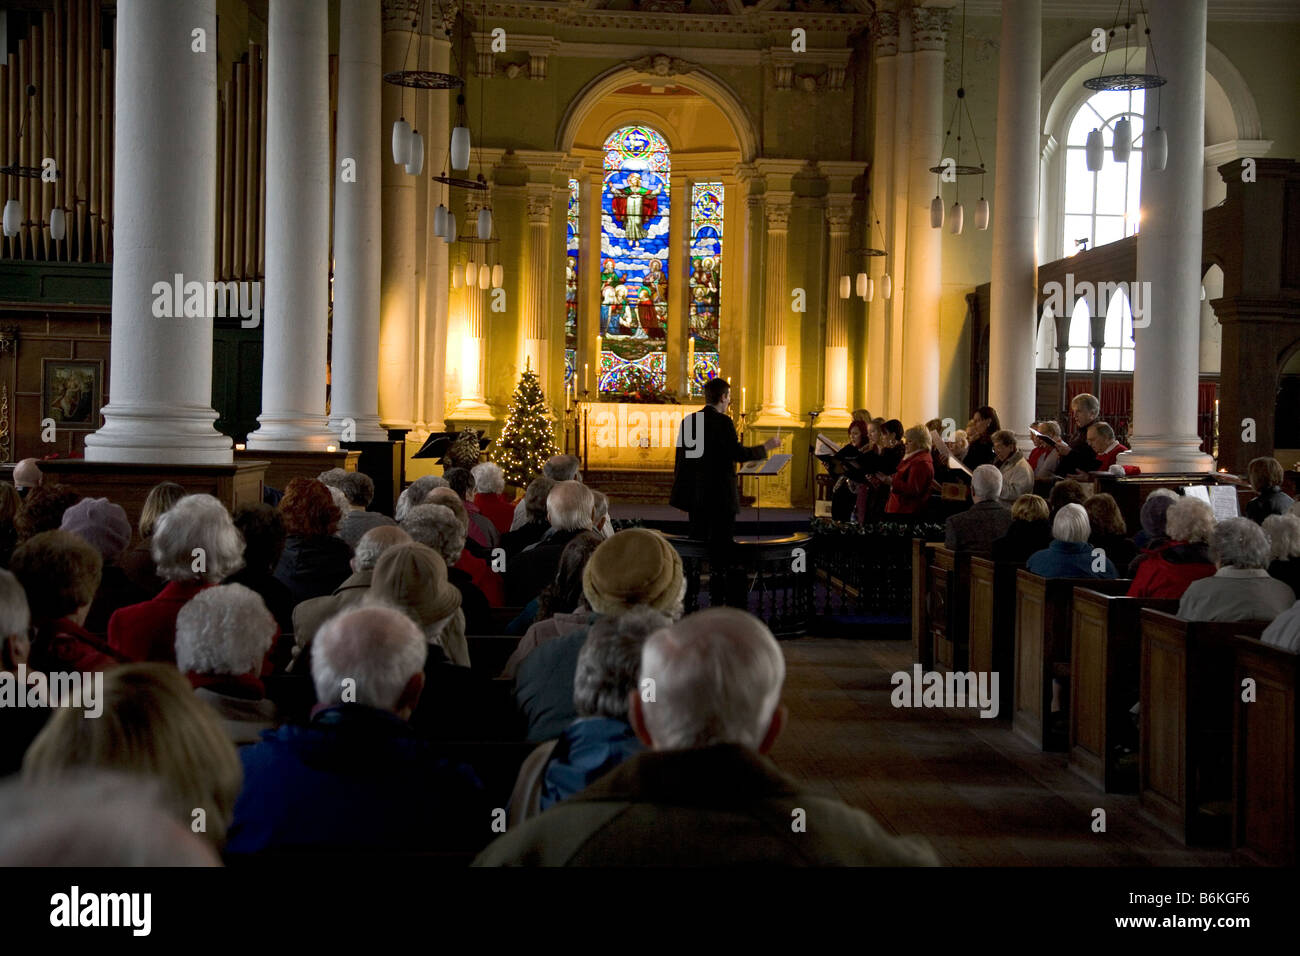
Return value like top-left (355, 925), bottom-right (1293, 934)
top-left (49, 206), bottom-right (65, 241)
top-left (434, 203), bottom-right (448, 238)
top-left (865, 277), bottom-right (875, 302)
top-left (465, 260), bottom-right (477, 286)
top-left (451, 126), bottom-right (471, 171)
top-left (492, 264), bottom-right (504, 288)
top-left (930, 196), bottom-right (944, 229)
top-left (451, 265), bottom-right (462, 289)
top-left (1112, 117), bottom-right (1132, 163)
top-left (477, 207), bottom-right (492, 240)
top-left (392, 116), bottom-right (412, 166)
top-left (975, 197), bottom-right (989, 231)
top-left (404, 130), bottom-right (424, 176)
top-left (838, 275), bottom-right (850, 299)
top-left (1085, 128), bottom-right (1104, 171)
top-left (478, 264), bottom-right (490, 289)
top-left (882, 273), bottom-right (892, 300)
top-left (855, 272), bottom-right (868, 298)
top-left (443, 212), bottom-right (456, 245)
top-left (949, 201), bottom-right (964, 236)
top-left (1145, 126), bottom-right (1167, 171)
top-left (3, 199), bottom-right (21, 238)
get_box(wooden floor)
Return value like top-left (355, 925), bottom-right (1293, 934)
top-left (767, 637), bottom-right (1233, 866)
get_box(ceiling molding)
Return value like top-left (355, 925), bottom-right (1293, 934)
top-left (958, 0), bottom-right (1300, 21)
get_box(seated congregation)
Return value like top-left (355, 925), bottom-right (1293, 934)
top-left (0, 450), bottom-right (938, 866)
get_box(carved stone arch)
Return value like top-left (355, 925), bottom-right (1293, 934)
top-left (556, 61), bottom-right (758, 162)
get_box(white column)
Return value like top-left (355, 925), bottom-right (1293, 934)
top-left (887, 8), bottom-right (913, 418)
top-left (84, 0), bottom-right (231, 464)
top-left (867, 10), bottom-right (898, 417)
top-left (523, 185), bottom-right (552, 378)
top-left (328, 0), bottom-right (386, 442)
top-left (378, 0), bottom-right (417, 428)
top-left (246, 0), bottom-right (333, 450)
top-left (1119, 0), bottom-right (1214, 474)
top-left (987, 0), bottom-right (1040, 451)
top-left (900, 5), bottom-right (949, 427)
top-left (757, 194), bottom-right (795, 422)
top-left (453, 190), bottom-right (492, 418)
top-left (820, 199), bottom-right (853, 426)
top-left (419, 16), bottom-right (453, 434)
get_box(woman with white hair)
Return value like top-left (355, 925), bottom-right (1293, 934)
top-left (1263, 513), bottom-right (1300, 597)
top-left (1025, 503), bottom-right (1117, 579)
top-left (394, 474), bottom-right (449, 523)
top-left (1178, 517), bottom-right (1296, 622)
top-left (107, 495), bottom-right (246, 663)
top-left (471, 462), bottom-right (515, 536)
top-left (1127, 496), bottom-right (1218, 599)
top-left (401, 502), bottom-right (496, 628)
top-left (175, 584), bottom-right (279, 745)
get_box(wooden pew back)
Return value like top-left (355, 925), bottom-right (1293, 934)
top-left (1013, 571), bottom-right (1130, 751)
top-left (1139, 609), bottom-right (1269, 845)
top-left (1068, 589), bottom-right (1179, 792)
top-left (1232, 635), bottom-right (1299, 865)
top-left (912, 539), bottom-right (938, 668)
top-left (929, 547), bottom-right (971, 673)
top-left (967, 557), bottom-right (1020, 720)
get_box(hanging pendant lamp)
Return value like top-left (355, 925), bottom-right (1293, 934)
top-left (855, 273), bottom-right (868, 298)
top-left (930, 195), bottom-right (944, 229)
top-left (451, 126), bottom-right (471, 171)
top-left (478, 264), bottom-right (490, 289)
top-left (949, 201), bottom-right (964, 235)
top-left (882, 273), bottom-right (892, 300)
top-left (451, 265), bottom-right (462, 289)
top-left (392, 116), bottom-right (412, 166)
top-left (405, 130), bottom-right (424, 176)
top-left (1085, 128), bottom-right (1104, 171)
top-left (1145, 126), bottom-right (1167, 171)
top-left (865, 277), bottom-right (875, 302)
top-left (49, 206), bottom-right (65, 241)
top-left (975, 197), bottom-right (989, 231)
top-left (2, 199), bottom-right (20, 238)
top-left (443, 212), bottom-right (456, 245)
top-left (1112, 117), bottom-right (1132, 163)
top-left (465, 260), bottom-right (477, 286)
top-left (492, 264), bottom-right (504, 289)
top-left (838, 275), bottom-right (851, 299)
top-left (477, 207), bottom-right (492, 240)
top-left (434, 203), bottom-right (448, 238)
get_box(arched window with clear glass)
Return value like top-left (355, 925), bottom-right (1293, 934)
top-left (1064, 89), bottom-right (1145, 253)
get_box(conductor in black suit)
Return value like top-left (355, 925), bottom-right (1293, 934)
top-left (670, 378), bottom-right (781, 605)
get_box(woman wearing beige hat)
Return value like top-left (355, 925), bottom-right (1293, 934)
top-left (366, 543), bottom-right (468, 668)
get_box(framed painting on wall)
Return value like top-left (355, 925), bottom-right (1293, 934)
top-left (41, 358), bottom-right (103, 430)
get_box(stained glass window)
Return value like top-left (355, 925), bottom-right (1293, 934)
top-left (565, 178), bottom-right (579, 388)
top-left (599, 125), bottom-right (670, 398)
top-left (688, 182), bottom-right (723, 397)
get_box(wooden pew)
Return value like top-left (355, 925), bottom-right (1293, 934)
top-left (911, 539), bottom-right (938, 668)
top-left (1232, 635), bottom-right (1299, 865)
top-left (1139, 609), bottom-right (1270, 846)
top-left (1068, 589), bottom-right (1179, 792)
top-left (967, 557), bottom-right (1021, 721)
top-left (929, 547), bottom-right (970, 673)
top-left (467, 634), bottom-right (521, 679)
top-left (1013, 572), bottom-right (1131, 751)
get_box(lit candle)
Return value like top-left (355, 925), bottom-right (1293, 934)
top-left (687, 336), bottom-right (694, 372)
top-left (596, 334), bottom-right (602, 357)
top-left (742, 386), bottom-right (746, 410)
top-left (585, 362), bottom-right (589, 392)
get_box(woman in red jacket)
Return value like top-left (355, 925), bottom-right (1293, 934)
top-left (1127, 496), bottom-right (1217, 599)
top-left (885, 425), bottom-right (936, 515)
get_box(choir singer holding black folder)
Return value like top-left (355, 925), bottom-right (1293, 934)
top-left (671, 378), bottom-right (781, 606)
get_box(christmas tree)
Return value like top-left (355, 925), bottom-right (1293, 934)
top-left (494, 366), bottom-right (559, 488)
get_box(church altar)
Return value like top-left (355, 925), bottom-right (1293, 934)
top-left (575, 401), bottom-right (696, 470)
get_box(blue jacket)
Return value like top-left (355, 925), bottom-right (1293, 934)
top-left (541, 717), bottom-right (643, 810)
top-left (226, 704), bottom-right (488, 854)
top-left (1025, 540), bottom-right (1118, 579)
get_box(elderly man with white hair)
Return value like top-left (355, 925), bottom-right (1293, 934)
top-left (175, 583), bottom-right (279, 745)
top-left (291, 525), bottom-right (412, 668)
top-left (943, 464), bottom-right (1014, 558)
top-left (319, 469), bottom-right (396, 548)
top-left (1177, 517), bottom-right (1295, 623)
top-left (477, 607), bottom-right (939, 866)
top-left (12, 458), bottom-right (42, 498)
top-left (509, 454), bottom-right (581, 531)
top-left (506, 480), bottom-right (595, 606)
top-left (226, 605), bottom-right (488, 855)
top-left (1025, 502), bottom-right (1118, 579)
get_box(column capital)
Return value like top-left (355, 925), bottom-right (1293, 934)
top-left (871, 10), bottom-right (900, 57)
top-left (911, 5), bottom-right (952, 52)
top-left (526, 184), bottom-right (553, 224)
top-left (765, 192), bottom-right (793, 231)
top-left (383, 0), bottom-right (458, 35)
top-left (825, 196), bottom-right (854, 234)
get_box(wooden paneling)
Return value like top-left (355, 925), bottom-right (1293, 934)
top-left (911, 538), bottom-right (935, 669)
top-left (967, 557), bottom-right (1019, 721)
top-left (1232, 635), bottom-right (1298, 866)
top-left (929, 547), bottom-right (970, 673)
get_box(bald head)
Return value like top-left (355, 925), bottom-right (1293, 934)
top-left (13, 459), bottom-right (41, 491)
top-left (311, 606), bottom-right (426, 715)
top-left (352, 525), bottom-right (412, 572)
top-left (544, 455), bottom-right (581, 483)
top-left (633, 608), bottom-right (786, 752)
top-left (548, 481), bottom-right (595, 532)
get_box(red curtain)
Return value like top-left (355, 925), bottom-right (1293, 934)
top-left (1064, 378), bottom-right (1217, 454)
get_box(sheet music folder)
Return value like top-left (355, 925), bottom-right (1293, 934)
top-left (741, 454), bottom-right (792, 476)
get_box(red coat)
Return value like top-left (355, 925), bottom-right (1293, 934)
top-left (1127, 545), bottom-right (1216, 599)
top-left (1096, 442), bottom-right (1129, 471)
top-left (475, 492), bottom-right (516, 536)
top-left (31, 618), bottom-right (130, 674)
top-left (886, 451), bottom-right (935, 515)
top-left (457, 549), bottom-right (504, 607)
top-left (107, 580), bottom-right (212, 663)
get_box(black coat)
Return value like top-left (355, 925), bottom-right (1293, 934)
top-left (991, 519), bottom-right (1053, 564)
top-left (501, 519), bottom-right (549, 559)
top-left (670, 405), bottom-right (767, 516)
top-left (274, 534), bottom-right (354, 607)
top-left (505, 527), bottom-right (585, 607)
top-left (1246, 486), bottom-right (1294, 524)
top-left (1056, 430), bottom-right (1099, 476)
